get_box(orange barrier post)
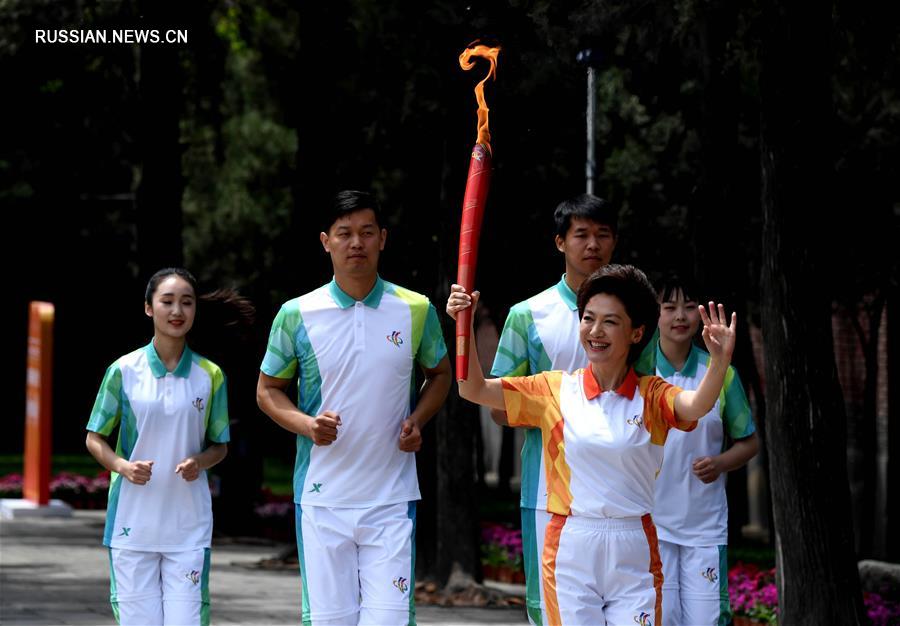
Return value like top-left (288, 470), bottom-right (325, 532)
top-left (24, 302), bottom-right (54, 505)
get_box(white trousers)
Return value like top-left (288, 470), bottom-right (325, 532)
top-left (521, 507), bottom-right (552, 625)
top-left (108, 547), bottom-right (209, 626)
top-left (541, 513), bottom-right (662, 626)
top-left (296, 502), bottom-right (416, 626)
top-left (659, 540), bottom-right (730, 626)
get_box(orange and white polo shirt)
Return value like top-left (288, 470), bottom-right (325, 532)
top-left (501, 366), bottom-right (696, 519)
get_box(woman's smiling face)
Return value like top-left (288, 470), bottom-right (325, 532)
top-left (658, 287), bottom-right (700, 345)
top-left (145, 275), bottom-right (196, 339)
top-left (579, 293), bottom-right (644, 368)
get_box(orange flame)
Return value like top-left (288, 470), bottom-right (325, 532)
top-left (459, 44), bottom-right (500, 154)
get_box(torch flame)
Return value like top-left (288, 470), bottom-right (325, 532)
top-left (459, 44), bottom-right (500, 154)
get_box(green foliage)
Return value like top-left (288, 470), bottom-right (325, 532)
top-left (730, 542), bottom-right (776, 568)
top-left (0, 455), bottom-right (103, 477)
top-left (215, 5), bottom-right (246, 54)
top-left (182, 2), bottom-right (297, 294)
top-left (261, 456), bottom-right (293, 496)
top-left (480, 542), bottom-right (510, 568)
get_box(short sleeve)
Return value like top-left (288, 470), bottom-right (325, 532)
top-left (260, 301), bottom-right (300, 379)
top-left (86, 363), bottom-right (123, 435)
top-left (205, 367), bottom-right (230, 443)
top-left (633, 329), bottom-right (660, 376)
top-left (722, 366), bottom-right (755, 440)
top-left (416, 303), bottom-right (448, 369)
top-left (638, 375), bottom-right (695, 445)
top-left (491, 304), bottom-right (534, 378)
top-left (501, 371), bottom-right (562, 429)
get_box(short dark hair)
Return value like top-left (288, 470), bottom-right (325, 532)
top-left (577, 264), bottom-right (658, 364)
top-left (553, 193), bottom-right (618, 239)
top-left (326, 190), bottom-right (382, 232)
top-left (656, 272), bottom-right (701, 304)
top-left (145, 267), bottom-right (198, 305)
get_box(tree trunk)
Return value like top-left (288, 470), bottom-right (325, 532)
top-left (846, 296), bottom-right (884, 559)
top-left (434, 388), bottom-right (480, 585)
top-left (691, 0), bottom-right (760, 543)
top-left (758, 0), bottom-right (865, 621)
top-left (430, 130), bottom-right (479, 586)
top-left (135, 2), bottom-right (185, 276)
top-left (887, 284), bottom-right (900, 562)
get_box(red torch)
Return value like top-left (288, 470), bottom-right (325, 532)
top-left (456, 44), bottom-right (500, 381)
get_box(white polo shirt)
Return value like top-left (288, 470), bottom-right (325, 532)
top-left (260, 276), bottom-right (447, 508)
top-left (87, 343), bottom-right (230, 551)
top-left (490, 277), bottom-right (585, 511)
top-left (641, 342), bottom-right (756, 546)
top-left (501, 366), bottom-right (696, 518)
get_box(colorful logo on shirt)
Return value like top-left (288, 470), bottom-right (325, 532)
top-left (634, 612), bottom-right (652, 626)
top-left (309, 483), bottom-right (323, 493)
top-left (185, 570), bottom-right (200, 585)
top-left (118, 527), bottom-right (131, 537)
top-left (702, 567), bottom-right (718, 583)
top-left (192, 397), bottom-right (204, 413)
top-left (386, 331), bottom-right (404, 347)
top-left (627, 414), bottom-right (644, 427)
top-left (393, 576), bottom-right (409, 594)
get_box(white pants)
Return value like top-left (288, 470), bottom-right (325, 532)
top-left (541, 514), bottom-right (662, 626)
top-left (659, 541), bottom-right (730, 626)
top-left (521, 507), bottom-right (552, 625)
top-left (296, 502), bottom-right (416, 626)
top-left (108, 547), bottom-right (209, 626)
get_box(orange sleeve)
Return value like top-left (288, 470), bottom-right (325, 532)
top-left (638, 375), bottom-right (696, 445)
top-left (501, 371), bottom-right (562, 429)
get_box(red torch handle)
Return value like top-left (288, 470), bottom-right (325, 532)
top-left (456, 143), bottom-right (492, 381)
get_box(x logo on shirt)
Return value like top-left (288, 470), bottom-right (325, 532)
top-left (309, 483), bottom-right (323, 493)
top-left (119, 527), bottom-right (131, 537)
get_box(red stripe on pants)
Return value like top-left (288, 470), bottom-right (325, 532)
top-left (541, 514), bottom-right (567, 626)
top-left (641, 513), bottom-right (664, 625)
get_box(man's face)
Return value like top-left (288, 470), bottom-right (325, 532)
top-left (556, 217), bottom-right (617, 284)
top-left (320, 209), bottom-right (386, 279)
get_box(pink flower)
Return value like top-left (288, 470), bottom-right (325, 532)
top-left (254, 501), bottom-right (293, 518)
top-left (728, 561), bottom-right (777, 623)
top-left (865, 592), bottom-right (900, 626)
top-left (0, 473), bottom-right (24, 492)
top-left (480, 522), bottom-right (524, 569)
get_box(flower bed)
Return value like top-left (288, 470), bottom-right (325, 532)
top-left (253, 493), bottom-right (294, 542)
top-left (864, 591), bottom-right (900, 626)
top-left (0, 471), bottom-right (109, 509)
top-left (728, 561), bottom-right (900, 625)
top-left (480, 522), bottom-right (525, 584)
top-left (729, 562), bottom-right (778, 624)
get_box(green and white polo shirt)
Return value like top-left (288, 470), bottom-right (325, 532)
top-left (490, 276), bottom-right (587, 511)
top-left (86, 342), bottom-right (229, 551)
top-left (638, 342), bottom-right (755, 546)
top-left (260, 276), bottom-right (447, 508)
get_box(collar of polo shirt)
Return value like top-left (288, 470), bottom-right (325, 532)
top-left (582, 363), bottom-right (638, 400)
top-left (655, 341), bottom-right (701, 378)
top-left (145, 342), bottom-right (193, 378)
top-left (555, 274), bottom-right (578, 312)
top-left (328, 275), bottom-right (386, 309)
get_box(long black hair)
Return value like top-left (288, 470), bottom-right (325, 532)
top-left (144, 267), bottom-right (198, 304)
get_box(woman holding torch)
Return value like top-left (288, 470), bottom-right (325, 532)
top-left (446, 264), bottom-right (737, 626)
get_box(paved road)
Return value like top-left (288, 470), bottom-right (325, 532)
top-left (0, 510), bottom-right (528, 626)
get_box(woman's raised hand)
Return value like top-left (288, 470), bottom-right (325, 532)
top-left (699, 302), bottom-right (737, 362)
